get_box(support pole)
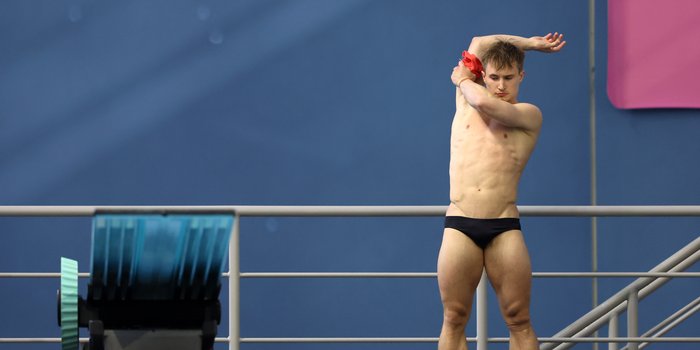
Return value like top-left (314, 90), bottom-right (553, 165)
top-left (229, 213), bottom-right (240, 350)
top-left (627, 290), bottom-right (639, 350)
top-left (476, 270), bottom-right (488, 350)
top-left (608, 312), bottom-right (618, 350)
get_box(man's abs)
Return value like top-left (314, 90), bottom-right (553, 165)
top-left (448, 186), bottom-right (519, 219)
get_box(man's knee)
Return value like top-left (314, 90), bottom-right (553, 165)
top-left (443, 304), bottom-right (471, 329)
top-left (502, 303), bottom-right (532, 332)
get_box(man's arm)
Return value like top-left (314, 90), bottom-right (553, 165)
top-left (451, 32), bottom-right (564, 131)
top-left (467, 33), bottom-right (566, 59)
top-left (453, 68), bottom-right (542, 132)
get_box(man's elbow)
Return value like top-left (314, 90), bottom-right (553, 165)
top-left (468, 37), bottom-right (483, 53)
top-left (469, 94), bottom-right (493, 114)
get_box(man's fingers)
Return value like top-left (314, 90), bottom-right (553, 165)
top-left (551, 40), bottom-right (566, 51)
top-left (553, 34), bottom-right (565, 47)
top-left (550, 33), bottom-right (564, 47)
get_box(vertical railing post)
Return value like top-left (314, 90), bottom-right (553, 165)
top-left (476, 270), bottom-right (488, 350)
top-left (627, 289), bottom-right (639, 350)
top-left (229, 213), bottom-right (240, 350)
top-left (608, 311), bottom-right (618, 350)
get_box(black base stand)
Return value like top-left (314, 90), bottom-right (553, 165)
top-left (59, 294), bottom-right (221, 350)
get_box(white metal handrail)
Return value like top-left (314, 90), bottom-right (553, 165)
top-left (2, 336), bottom-right (700, 344)
top-left (3, 272), bottom-right (700, 278)
top-left (2, 205), bottom-right (700, 216)
top-left (544, 239), bottom-right (700, 350)
top-left (619, 296), bottom-right (700, 350)
top-left (0, 205), bottom-right (698, 350)
top-left (0, 338), bottom-right (231, 344)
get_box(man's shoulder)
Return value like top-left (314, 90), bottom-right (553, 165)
top-left (513, 102), bottom-right (543, 119)
top-left (513, 101), bottom-right (541, 112)
top-left (510, 102), bottom-right (543, 133)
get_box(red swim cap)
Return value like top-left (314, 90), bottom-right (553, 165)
top-left (461, 51), bottom-right (483, 80)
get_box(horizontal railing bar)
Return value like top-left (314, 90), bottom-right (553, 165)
top-left (241, 337), bottom-right (439, 343)
top-left (239, 272), bottom-right (700, 278)
top-left (234, 206), bottom-right (446, 216)
top-left (0, 273), bottom-right (91, 278)
top-left (3, 272), bottom-right (699, 278)
top-left (539, 337), bottom-right (700, 343)
top-left (0, 338), bottom-right (62, 343)
top-left (0, 205), bottom-right (442, 217)
top-left (534, 272), bottom-right (700, 278)
top-left (519, 206), bottom-right (700, 217)
top-left (0, 337), bottom-right (230, 343)
top-left (238, 337), bottom-right (700, 343)
top-left (2, 337), bottom-right (698, 344)
top-left (242, 272), bottom-right (436, 278)
top-left (0, 206), bottom-right (238, 216)
top-left (2, 205), bottom-right (700, 217)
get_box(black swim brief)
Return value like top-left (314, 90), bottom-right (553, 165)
top-left (444, 216), bottom-right (521, 249)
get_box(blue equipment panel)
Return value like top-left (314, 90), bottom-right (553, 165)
top-left (89, 215), bottom-right (233, 301)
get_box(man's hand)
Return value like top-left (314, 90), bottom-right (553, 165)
top-left (528, 32), bottom-right (566, 53)
top-left (451, 61), bottom-right (476, 87)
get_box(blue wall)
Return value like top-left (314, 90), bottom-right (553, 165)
top-left (0, 1), bottom-right (697, 349)
top-left (594, 2), bottom-right (700, 347)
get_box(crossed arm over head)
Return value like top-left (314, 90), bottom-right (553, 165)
top-left (451, 32), bottom-right (565, 131)
top-left (467, 33), bottom-right (566, 59)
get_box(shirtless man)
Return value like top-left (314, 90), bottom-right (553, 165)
top-left (438, 33), bottom-right (565, 350)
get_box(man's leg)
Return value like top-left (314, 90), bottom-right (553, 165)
top-left (437, 228), bottom-right (485, 350)
top-left (484, 230), bottom-right (538, 350)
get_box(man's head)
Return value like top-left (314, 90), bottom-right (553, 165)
top-left (481, 41), bottom-right (525, 103)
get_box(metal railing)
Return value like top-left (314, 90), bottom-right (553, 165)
top-left (541, 236), bottom-right (700, 350)
top-left (0, 205), bottom-right (698, 349)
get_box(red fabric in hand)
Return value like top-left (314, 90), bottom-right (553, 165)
top-left (461, 51), bottom-right (483, 80)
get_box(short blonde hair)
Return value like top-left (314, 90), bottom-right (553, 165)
top-left (482, 41), bottom-right (525, 72)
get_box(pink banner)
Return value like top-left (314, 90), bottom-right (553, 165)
top-left (608, 0), bottom-right (700, 109)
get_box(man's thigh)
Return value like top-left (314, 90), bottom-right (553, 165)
top-left (483, 230), bottom-right (533, 309)
top-left (437, 228), bottom-right (485, 306)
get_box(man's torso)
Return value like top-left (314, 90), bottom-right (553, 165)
top-left (448, 89), bottom-right (540, 218)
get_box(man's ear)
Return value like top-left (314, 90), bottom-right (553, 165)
top-left (519, 70), bottom-right (525, 82)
